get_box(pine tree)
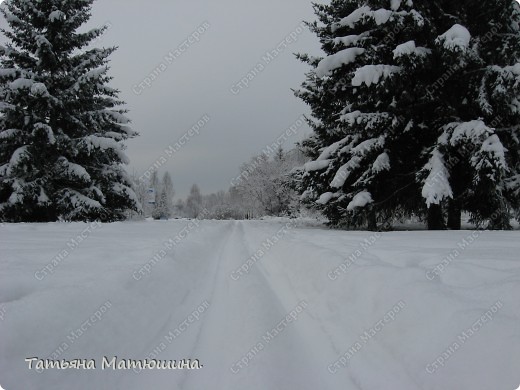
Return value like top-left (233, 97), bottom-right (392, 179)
top-left (0, 0), bottom-right (140, 222)
top-left (295, 0), bottom-right (520, 230)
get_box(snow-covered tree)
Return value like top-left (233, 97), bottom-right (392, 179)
top-left (161, 171), bottom-right (174, 214)
top-left (232, 147), bottom-right (305, 217)
top-left (173, 198), bottom-right (185, 218)
top-left (202, 190), bottom-right (244, 220)
top-left (0, 0), bottom-right (140, 222)
top-left (145, 171), bottom-right (160, 216)
top-left (152, 172), bottom-right (174, 220)
top-left (127, 171), bottom-right (146, 220)
top-left (185, 184), bottom-right (202, 218)
top-left (153, 190), bottom-right (169, 220)
top-left (295, 0), bottom-right (520, 230)
top-left (418, 1), bottom-right (520, 230)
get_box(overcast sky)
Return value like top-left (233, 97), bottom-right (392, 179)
top-left (0, 0), bottom-right (323, 198)
top-left (79, 0), bottom-right (323, 198)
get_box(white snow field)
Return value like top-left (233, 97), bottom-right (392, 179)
top-left (1, 220), bottom-right (519, 390)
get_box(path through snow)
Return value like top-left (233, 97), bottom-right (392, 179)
top-left (1, 220), bottom-right (519, 390)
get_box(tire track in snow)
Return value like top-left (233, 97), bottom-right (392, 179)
top-left (114, 222), bottom-right (236, 390)
top-left (241, 222), bottom-right (356, 390)
top-left (175, 220), bottom-right (238, 389)
top-left (180, 221), bottom-right (329, 390)
top-left (242, 222), bottom-right (422, 390)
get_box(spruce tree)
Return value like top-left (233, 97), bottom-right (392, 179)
top-left (0, 0), bottom-right (140, 222)
top-left (295, 0), bottom-right (520, 230)
top-left (419, 0), bottom-right (520, 230)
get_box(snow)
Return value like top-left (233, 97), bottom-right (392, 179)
top-left (317, 137), bottom-right (350, 161)
top-left (315, 48), bottom-right (365, 78)
top-left (7, 191), bottom-right (23, 205)
top-left (335, 6), bottom-right (372, 29)
top-left (372, 152), bottom-right (391, 173)
top-left (390, 0), bottom-right (402, 11)
top-left (7, 179), bottom-right (24, 204)
top-left (30, 82), bottom-right (49, 96)
top-left (316, 192), bottom-right (335, 205)
top-left (372, 9), bottom-right (393, 25)
top-left (340, 110), bottom-right (362, 125)
top-left (351, 137), bottom-right (384, 156)
top-left (335, 6), bottom-right (393, 30)
top-left (60, 159), bottom-right (91, 182)
top-left (351, 65), bottom-right (401, 87)
top-left (4, 12), bottom-right (22, 24)
top-left (9, 78), bottom-right (34, 90)
top-left (449, 120), bottom-right (493, 145)
top-left (330, 157), bottom-right (361, 188)
top-left (102, 110), bottom-right (131, 125)
top-left (84, 67), bottom-right (107, 80)
top-left (63, 189), bottom-right (103, 211)
top-left (304, 159), bottom-right (331, 172)
top-left (113, 183), bottom-right (141, 207)
top-left (33, 123), bottom-right (55, 144)
top-left (479, 134), bottom-right (507, 171)
top-left (437, 24), bottom-right (471, 51)
top-left (6, 146), bottom-right (30, 176)
top-left (0, 68), bottom-right (17, 78)
top-left (49, 10), bottom-right (65, 22)
top-left (505, 63), bottom-right (520, 75)
top-left (442, 120), bottom-right (507, 173)
top-left (0, 129), bottom-right (21, 140)
top-left (422, 150), bottom-right (453, 207)
top-left (82, 136), bottom-right (130, 164)
top-left (1, 220), bottom-right (519, 390)
top-left (37, 188), bottom-right (49, 205)
top-left (35, 35), bottom-right (52, 49)
top-left (332, 35), bottom-right (363, 47)
top-left (393, 40), bottom-right (431, 58)
top-left (347, 191), bottom-right (373, 211)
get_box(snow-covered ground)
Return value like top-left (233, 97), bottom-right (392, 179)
top-left (1, 220), bottom-right (519, 390)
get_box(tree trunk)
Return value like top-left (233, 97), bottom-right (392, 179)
top-left (447, 199), bottom-right (461, 230)
top-left (367, 209), bottom-right (377, 231)
top-left (427, 204), bottom-right (445, 230)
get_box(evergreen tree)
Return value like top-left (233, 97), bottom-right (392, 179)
top-left (295, 0), bottom-right (520, 230)
top-left (152, 172), bottom-right (174, 220)
top-left (0, 0), bottom-right (139, 222)
top-left (419, 0), bottom-right (520, 230)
